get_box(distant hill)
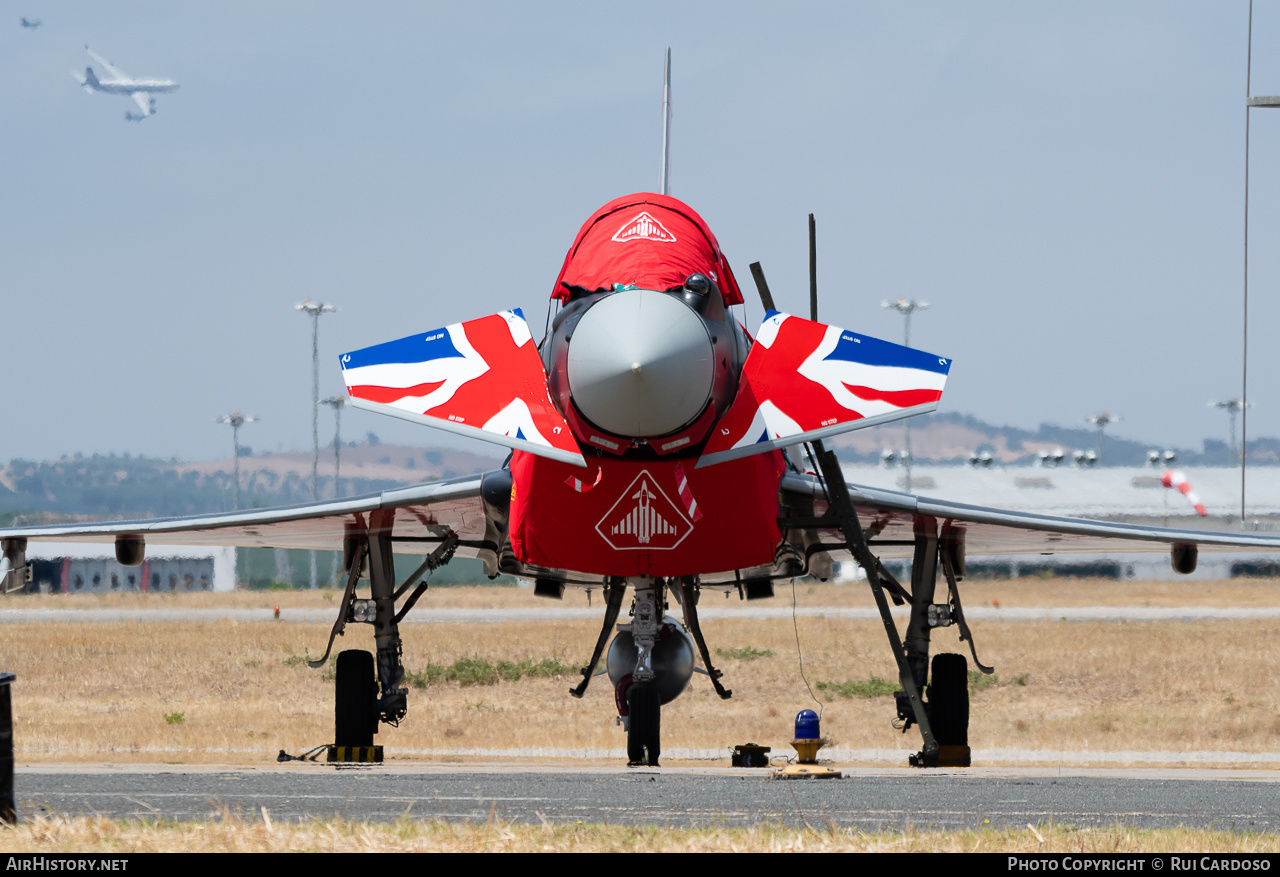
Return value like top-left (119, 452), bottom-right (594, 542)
top-left (0, 441), bottom-right (502, 523)
top-left (828, 411), bottom-right (1276, 468)
top-left (2, 413), bottom-right (1274, 523)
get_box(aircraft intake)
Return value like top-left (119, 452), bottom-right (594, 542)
top-left (565, 289), bottom-right (715, 439)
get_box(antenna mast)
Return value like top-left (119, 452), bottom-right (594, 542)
top-left (660, 48), bottom-right (671, 195)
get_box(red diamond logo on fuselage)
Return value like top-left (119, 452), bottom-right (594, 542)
top-left (596, 469), bottom-right (692, 551)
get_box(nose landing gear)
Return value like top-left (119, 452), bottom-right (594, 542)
top-left (626, 682), bottom-right (661, 766)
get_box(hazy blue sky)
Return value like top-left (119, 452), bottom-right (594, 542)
top-left (4, 1), bottom-right (1280, 463)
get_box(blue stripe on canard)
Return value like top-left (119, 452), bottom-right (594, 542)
top-left (822, 331), bottom-right (951, 375)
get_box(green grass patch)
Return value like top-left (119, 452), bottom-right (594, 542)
top-left (967, 669), bottom-right (1026, 692)
top-left (715, 646), bottom-right (775, 661)
top-left (816, 677), bottom-right (899, 700)
top-left (968, 669), bottom-right (999, 693)
top-left (163, 712), bottom-right (185, 725)
top-left (406, 655), bottom-right (575, 688)
top-left (817, 670), bottom-right (1024, 701)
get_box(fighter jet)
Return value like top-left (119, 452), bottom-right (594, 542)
top-left (20, 17), bottom-right (42, 29)
top-left (6, 190), bottom-right (1280, 769)
top-left (72, 47), bottom-right (178, 121)
top-left (8, 53), bottom-right (1280, 770)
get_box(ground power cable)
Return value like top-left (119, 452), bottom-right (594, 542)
top-left (788, 577), bottom-right (824, 720)
top-left (785, 440), bottom-right (835, 720)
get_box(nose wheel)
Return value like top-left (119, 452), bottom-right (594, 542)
top-left (626, 683), bottom-right (661, 766)
top-left (618, 576), bottom-right (666, 766)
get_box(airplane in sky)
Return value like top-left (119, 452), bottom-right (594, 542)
top-left (72, 47), bottom-right (178, 122)
top-left (4, 190), bottom-right (1280, 768)
top-left (19, 17), bottom-right (42, 29)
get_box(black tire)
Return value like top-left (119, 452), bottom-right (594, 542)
top-left (927, 653), bottom-right (969, 747)
top-left (335, 649), bottom-right (377, 747)
top-left (626, 683), bottom-right (661, 766)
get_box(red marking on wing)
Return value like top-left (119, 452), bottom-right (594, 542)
top-left (709, 318), bottom-right (844, 446)
top-left (423, 315), bottom-right (578, 456)
top-left (841, 384), bottom-right (942, 408)
top-left (349, 381), bottom-right (446, 404)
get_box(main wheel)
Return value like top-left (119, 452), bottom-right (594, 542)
top-left (927, 653), bottom-right (969, 747)
top-left (335, 649), bottom-right (377, 747)
top-left (626, 683), bottom-right (661, 766)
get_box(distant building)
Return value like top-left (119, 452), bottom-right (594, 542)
top-left (844, 463), bottom-right (1280, 519)
top-left (21, 543), bottom-right (236, 593)
top-left (841, 464), bottom-right (1280, 581)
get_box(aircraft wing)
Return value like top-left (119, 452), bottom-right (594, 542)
top-left (782, 471), bottom-right (1280, 561)
top-left (0, 474), bottom-right (490, 555)
top-left (86, 48), bottom-right (126, 81)
top-left (5, 464), bottom-right (1279, 584)
top-left (130, 91), bottom-right (151, 115)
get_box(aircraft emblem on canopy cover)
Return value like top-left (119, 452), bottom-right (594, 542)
top-left (612, 211), bottom-right (678, 243)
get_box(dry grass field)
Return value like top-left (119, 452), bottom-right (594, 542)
top-left (6, 573), bottom-right (1279, 610)
top-left (4, 813), bottom-right (1279, 853)
top-left (2, 577), bottom-right (1279, 766)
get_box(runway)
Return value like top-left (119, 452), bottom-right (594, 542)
top-left (15, 763), bottom-right (1280, 830)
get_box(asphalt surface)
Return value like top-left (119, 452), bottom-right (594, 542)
top-left (15, 764), bottom-right (1280, 830)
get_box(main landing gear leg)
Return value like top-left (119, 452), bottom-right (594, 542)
top-left (325, 515), bottom-right (409, 763)
top-left (899, 516), bottom-right (971, 767)
top-left (315, 516), bottom-right (457, 763)
top-left (308, 532), bottom-right (378, 759)
top-left (903, 517), bottom-right (939, 698)
top-left (809, 440), bottom-right (940, 765)
top-left (367, 527), bottom-right (408, 728)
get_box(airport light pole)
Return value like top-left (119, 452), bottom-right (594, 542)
top-left (882, 298), bottom-right (929, 348)
top-left (1086, 412), bottom-right (1121, 466)
top-left (882, 298), bottom-right (930, 492)
top-left (297, 300), bottom-right (337, 589)
top-left (320, 396), bottom-right (346, 499)
top-left (1243, 2), bottom-right (1276, 519)
top-left (1211, 398), bottom-right (1253, 463)
top-left (216, 412), bottom-right (258, 510)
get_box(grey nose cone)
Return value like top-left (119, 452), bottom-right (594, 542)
top-left (567, 289), bottom-right (714, 438)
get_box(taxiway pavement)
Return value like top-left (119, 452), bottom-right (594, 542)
top-left (15, 763), bottom-right (1280, 830)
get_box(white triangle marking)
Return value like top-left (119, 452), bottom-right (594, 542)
top-left (611, 211), bottom-right (677, 243)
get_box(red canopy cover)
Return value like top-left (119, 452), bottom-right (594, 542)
top-left (551, 193), bottom-right (744, 306)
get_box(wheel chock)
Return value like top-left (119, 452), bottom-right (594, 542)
top-left (731, 743), bottom-right (771, 767)
top-left (774, 764), bottom-right (841, 779)
top-left (327, 745), bottom-right (383, 764)
top-left (908, 744), bottom-right (970, 768)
